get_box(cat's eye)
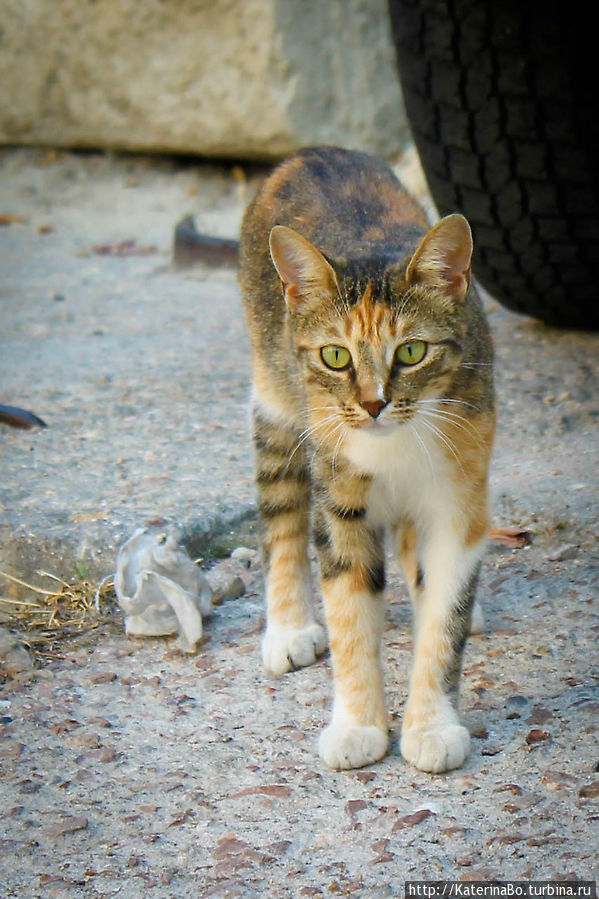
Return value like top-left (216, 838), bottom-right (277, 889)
top-left (321, 345), bottom-right (352, 370)
top-left (395, 340), bottom-right (427, 366)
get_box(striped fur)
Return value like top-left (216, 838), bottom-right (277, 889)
top-left (239, 147), bottom-right (495, 773)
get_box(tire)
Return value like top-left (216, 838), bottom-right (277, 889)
top-left (388, 0), bottom-right (599, 329)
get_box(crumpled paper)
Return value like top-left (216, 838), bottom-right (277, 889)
top-left (114, 526), bottom-right (213, 653)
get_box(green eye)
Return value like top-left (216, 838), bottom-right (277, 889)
top-left (396, 340), bottom-right (427, 366)
top-left (321, 345), bottom-right (352, 370)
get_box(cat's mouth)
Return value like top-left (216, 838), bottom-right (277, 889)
top-left (361, 420), bottom-right (397, 436)
top-left (354, 402), bottom-right (416, 432)
top-left (356, 412), bottom-right (402, 434)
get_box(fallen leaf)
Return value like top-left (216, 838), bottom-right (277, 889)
top-left (527, 836), bottom-right (561, 847)
top-left (45, 816), bottom-right (88, 838)
top-left (87, 717), bottom-right (112, 729)
top-left (443, 825), bottom-right (467, 837)
top-left (91, 239), bottom-right (157, 257)
top-left (70, 733), bottom-right (101, 749)
top-left (3, 805), bottom-right (24, 817)
top-left (0, 213), bottom-right (26, 226)
top-left (460, 866), bottom-right (502, 881)
top-left (0, 742), bottom-right (25, 759)
top-left (90, 672), bottom-right (117, 684)
top-left (212, 836), bottom-right (251, 859)
top-left (493, 783), bottom-right (523, 795)
top-left (490, 831), bottom-right (527, 845)
top-left (356, 771), bottom-right (376, 784)
top-left (525, 728), bottom-right (551, 745)
top-left (547, 543), bottom-right (578, 561)
top-left (371, 839), bottom-right (389, 854)
top-left (39, 873), bottom-right (86, 886)
top-left (489, 526), bottom-right (532, 548)
top-left (393, 808), bottom-right (434, 831)
top-left (541, 770), bottom-right (579, 791)
top-left (228, 784), bottom-right (291, 799)
top-left (266, 840), bottom-right (292, 856)
top-left (503, 794), bottom-right (540, 813)
top-left (79, 748), bottom-right (118, 763)
top-left (49, 719), bottom-right (81, 734)
top-left (71, 512), bottom-right (107, 523)
top-left (346, 799), bottom-right (368, 817)
top-left (167, 809), bottom-right (194, 827)
top-left (526, 706), bottom-right (554, 726)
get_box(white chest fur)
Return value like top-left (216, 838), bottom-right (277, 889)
top-left (342, 420), bottom-right (457, 530)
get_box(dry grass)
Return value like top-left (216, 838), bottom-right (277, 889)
top-left (0, 568), bottom-right (117, 661)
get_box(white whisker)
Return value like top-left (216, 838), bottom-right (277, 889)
top-left (417, 414), bottom-right (465, 474)
top-left (285, 412), bottom-right (341, 471)
top-left (408, 420), bottom-right (436, 484)
top-left (331, 425), bottom-right (347, 480)
top-left (419, 397), bottom-right (480, 413)
top-left (309, 418), bottom-right (347, 469)
top-left (416, 404), bottom-right (485, 448)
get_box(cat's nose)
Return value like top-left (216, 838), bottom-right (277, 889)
top-left (361, 399), bottom-right (388, 419)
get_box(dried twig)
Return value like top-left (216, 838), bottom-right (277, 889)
top-left (0, 567), bottom-right (117, 662)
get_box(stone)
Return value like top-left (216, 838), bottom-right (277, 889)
top-left (0, 627), bottom-right (33, 677)
top-left (205, 562), bottom-right (246, 605)
top-left (0, 0), bottom-right (408, 160)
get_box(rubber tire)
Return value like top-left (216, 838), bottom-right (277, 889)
top-left (388, 0), bottom-right (599, 329)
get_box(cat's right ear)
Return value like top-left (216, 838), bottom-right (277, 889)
top-left (269, 225), bottom-right (338, 311)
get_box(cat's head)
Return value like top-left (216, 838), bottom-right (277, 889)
top-left (269, 214), bottom-right (476, 437)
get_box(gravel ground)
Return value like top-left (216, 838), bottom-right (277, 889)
top-left (0, 148), bottom-right (597, 896)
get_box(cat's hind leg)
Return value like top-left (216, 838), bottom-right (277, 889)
top-left (253, 406), bottom-right (327, 675)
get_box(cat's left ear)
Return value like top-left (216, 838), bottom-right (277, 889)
top-left (269, 225), bottom-right (338, 311)
top-left (406, 214), bottom-right (473, 303)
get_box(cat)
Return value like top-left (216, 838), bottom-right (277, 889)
top-left (239, 146), bottom-right (495, 773)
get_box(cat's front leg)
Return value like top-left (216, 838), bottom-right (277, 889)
top-left (400, 530), bottom-right (485, 773)
top-left (314, 502), bottom-right (389, 770)
top-left (253, 405), bottom-right (327, 675)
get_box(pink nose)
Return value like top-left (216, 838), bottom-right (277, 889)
top-left (361, 400), bottom-right (388, 419)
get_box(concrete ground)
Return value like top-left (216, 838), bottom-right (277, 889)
top-left (0, 148), bottom-right (597, 895)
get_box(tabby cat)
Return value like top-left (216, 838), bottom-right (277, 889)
top-left (239, 146), bottom-right (495, 773)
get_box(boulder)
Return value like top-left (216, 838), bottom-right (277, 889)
top-left (0, 0), bottom-right (408, 159)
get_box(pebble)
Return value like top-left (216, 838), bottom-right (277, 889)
top-left (578, 781), bottom-right (599, 798)
top-left (547, 543), bottom-right (578, 561)
top-left (230, 546), bottom-right (258, 568)
top-left (205, 563), bottom-right (246, 605)
top-left (0, 627), bottom-right (33, 677)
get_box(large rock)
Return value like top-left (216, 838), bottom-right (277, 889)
top-left (0, 0), bottom-right (408, 160)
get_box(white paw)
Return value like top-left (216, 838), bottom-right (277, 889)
top-left (319, 722), bottom-right (389, 770)
top-left (262, 623), bottom-right (327, 675)
top-left (401, 723), bottom-right (470, 773)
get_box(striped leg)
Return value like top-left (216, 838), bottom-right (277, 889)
top-left (253, 408), bottom-right (327, 675)
top-left (313, 473), bottom-right (389, 770)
